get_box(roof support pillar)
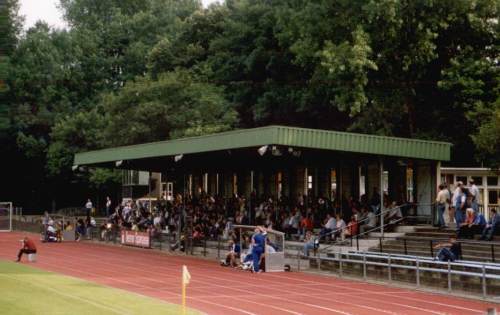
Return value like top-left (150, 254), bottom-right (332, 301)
top-left (380, 158), bottom-right (384, 238)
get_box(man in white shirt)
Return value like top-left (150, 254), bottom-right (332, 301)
top-left (320, 213), bottom-right (336, 240)
top-left (105, 197), bottom-right (112, 217)
top-left (469, 179), bottom-right (480, 213)
top-left (85, 199), bottom-right (93, 217)
top-left (436, 184), bottom-right (448, 228)
top-left (360, 208), bottom-right (377, 235)
top-left (450, 181), bottom-right (463, 226)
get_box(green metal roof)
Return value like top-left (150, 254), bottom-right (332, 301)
top-left (74, 125), bottom-right (451, 166)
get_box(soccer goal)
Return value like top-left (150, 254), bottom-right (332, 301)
top-left (0, 202), bottom-right (13, 232)
top-left (233, 225), bottom-right (286, 272)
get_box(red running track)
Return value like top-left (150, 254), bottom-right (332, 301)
top-left (1, 232), bottom-right (498, 315)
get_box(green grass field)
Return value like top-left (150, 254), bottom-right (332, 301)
top-left (0, 261), bottom-right (200, 315)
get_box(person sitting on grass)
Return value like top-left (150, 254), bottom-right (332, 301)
top-left (16, 236), bottom-right (37, 262)
top-left (434, 236), bottom-right (461, 262)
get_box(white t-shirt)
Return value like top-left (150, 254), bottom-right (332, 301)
top-left (85, 201), bottom-right (92, 209)
top-left (367, 212), bottom-right (376, 227)
top-left (470, 184), bottom-right (480, 200)
top-left (452, 187), bottom-right (461, 206)
top-left (266, 244), bottom-right (276, 254)
top-left (325, 217), bottom-right (336, 230)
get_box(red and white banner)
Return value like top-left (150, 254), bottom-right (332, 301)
top-left (120, 230), bottom-right (151, 248)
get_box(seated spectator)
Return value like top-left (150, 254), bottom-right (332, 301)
top-left (333, 214), bottom-right (346, 241)
top-left (319, 213), bottom-right (336, 240)
top-left (221, 239), bottom-right (240, 267)
top-left (302, 230), bottom-right (319, 256)
top-left (458, 208), bottom-right (480, 239)
top-left (385, 202), bottom-right (403, 223)
top-left (344, 215), bottom-right (359, 238)
top-left (359, 208), bottom-right (377, 235)
top-left (85, 216), bottom-right (97, 239)
top-left (65, 220), bottom-right (73, 231)
top-left (434, 237), bottom-right (461, 261)
top-left (480, 209), bottom-right (500, 241)
top-left (299, 213), bottom-right (313, 240)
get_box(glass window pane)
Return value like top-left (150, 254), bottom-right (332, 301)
top-left (487, 176), bottom-right (498, 186)
top-left (489, 191), bottom-right (498, 205)
top-left (471, 176), bottom-right (483, 185)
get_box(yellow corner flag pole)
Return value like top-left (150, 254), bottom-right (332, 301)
top-left (182, 265), bottom-right (191, 315)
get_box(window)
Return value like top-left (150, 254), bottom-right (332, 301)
top-left (277, 172), bottom-right (283, 198)
top-left (487, 176), bottom-right (498, 186)
top-left (233, 173), bottom-right (238, 196)
top-left (489, 191), bottom-right (498, 205)
top-left (407, 167), bottom-right (414, 202)
top-left (203, 173), bottom-right (208, 193)
top-left (330, 169), bottom-right (337, 200)
top-left (471, 176), bottom-right (483, 186)
top-left (307, 175), bottom-right (313, 189)
top-left (456, 176), bottom-right (467, 185)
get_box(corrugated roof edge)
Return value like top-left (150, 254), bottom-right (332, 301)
top-left (74, 125), bottom-right (452, 165)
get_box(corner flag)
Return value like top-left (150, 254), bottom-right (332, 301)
top-left (182, 265), bottom-right (191, 285)
top-left (182, 265), bottom-right (191, 315)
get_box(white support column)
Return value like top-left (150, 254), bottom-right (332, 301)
top-left (485, 185), bottom-right (489, 221)
top-left (436, 161), bottom-right (441, 187)
top-left (380, 159), bottom-right (384, 237)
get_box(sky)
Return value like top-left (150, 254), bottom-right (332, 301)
top-left (19, 0), bottom-right (221, 30)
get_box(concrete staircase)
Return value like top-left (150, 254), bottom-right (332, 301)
top-left (370, 226), bottom-right (500, 263)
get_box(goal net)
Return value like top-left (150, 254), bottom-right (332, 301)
top-left (0, 202), bottom-right (12, 232)
top-left (233, 225), bottom-right (285, 272)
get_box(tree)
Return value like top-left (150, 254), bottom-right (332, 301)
top-left (100, 70), bottom-right (238, 146)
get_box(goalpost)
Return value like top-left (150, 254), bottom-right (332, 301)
top-left (0, 202), bottom-right (13, 232)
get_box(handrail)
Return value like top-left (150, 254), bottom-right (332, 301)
top-left (319, 216), bottom-right (406, 253)
top-left (298, 249), bottom-right (500, 297)
top-left (348, 250), bottom-right (500, 268)
top-left (320, 202), bottom-right (433, 241)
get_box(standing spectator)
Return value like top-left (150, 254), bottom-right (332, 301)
top-left (469, 179), bottom-right (480, 213)
top-left (480, 209), bottom-right (500, 241)
top-left (85, 199), bottom-right (93, 217)
top-left (105, 196), bottom-right (112, 217)
top-left (252, 227), bottom-right (266, 273)
top-left (454, 186), bottom-right (467, 233)
top-left (436, 184), bottom-right (448, 228)
top-left (451, 181), bottom-right (463, 226)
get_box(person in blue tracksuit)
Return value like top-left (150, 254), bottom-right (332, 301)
top-left (252, 227), bottom-right (266, 273)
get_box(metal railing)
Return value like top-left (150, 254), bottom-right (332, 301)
top-left (319, 202), bottom-right (432, 244)
top-left (373, 235), bottom-right (500, 262)
top-left (297, 249), bottom-right (500, 298)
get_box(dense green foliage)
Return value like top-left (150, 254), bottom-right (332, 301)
top-left (0, 0), bottom-right (499, 209)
